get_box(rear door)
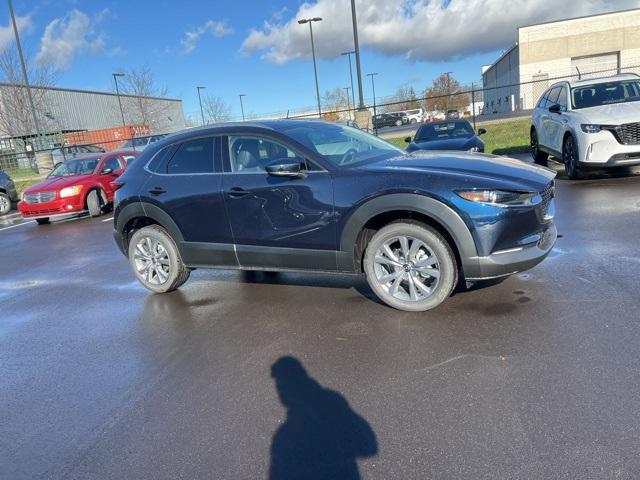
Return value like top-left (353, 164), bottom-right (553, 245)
top-left (221, 134), bottom-right (336, 271)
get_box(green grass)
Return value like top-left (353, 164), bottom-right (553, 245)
top-left (387, 118), bottom-right (531, 156)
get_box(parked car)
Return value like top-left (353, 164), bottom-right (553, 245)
top-left (117, 134), bottom-right (166, 152)
top-left (0, 168), bottom-right (19, 216)
top-left (18, 151), bottom-right (139, 224)
top-left (113, 120), bottom-right (556, 312)
top-left (372, 113), bottom-right (406, 129)
top-left (51, 144), bottom-right (106, 165)
top-left (405, 120), bottom-right (486, 153)
top-left (446, 109), bottom-right (460, 119)
top-left (531, 73), bottom-right (640, 179)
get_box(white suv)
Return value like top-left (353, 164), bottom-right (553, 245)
top-left (531, 73), bottom-right (640, 179)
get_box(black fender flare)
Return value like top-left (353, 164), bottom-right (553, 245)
top-left (338, 193), bottom-right (478, 274)
top-left (115, 201), bottom-right (184, 250)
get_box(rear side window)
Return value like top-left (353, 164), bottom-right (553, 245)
top-left (166, 138), bottom-right (214, 174)
top-left (147, 146), bottom-right (174, 173)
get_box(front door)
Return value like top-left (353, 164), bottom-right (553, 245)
top-left (221, 135), bottom-right (336, 271)
top-left (97, 154), bottom-right (125, 202)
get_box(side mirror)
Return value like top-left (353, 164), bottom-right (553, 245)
top-left (404, 136), bottom-right (412, 143)
top-left (477, 128), bottom-right (487, 136)
top-left (101, 167), bottom-right (114, 175)
top-left (265, 159), bottom-right (304, 178)
top-left (549, 104), bottom-right (561, 113)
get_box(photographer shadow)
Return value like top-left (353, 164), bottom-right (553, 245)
top-left (269, 356), bottom-right (378, 480)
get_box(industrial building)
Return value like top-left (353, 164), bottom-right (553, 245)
top-left (482, 8), bottom-right (640, 114)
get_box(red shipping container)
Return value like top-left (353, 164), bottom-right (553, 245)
top-left (64, 125), bottom-right (151, 151)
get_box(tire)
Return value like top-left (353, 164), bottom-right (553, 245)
top-left (36, 218), bottom-right (50, 225)
top-left (563, 134), bottom-right (580, 180)
top-left (0, 192), bottom-right (10, 216)
top-left (128, 225), bottom-right (190, 294)
top-left (410, 118), bottom-right (417, 124)
top-left (530, 128), bottom-right (548, 165)
top-left (363, 222), bottom-right (457, 312)
top-left (395, 120), bottom-right (402, 127)
top-left (87, 190), bottom-right (103, 217)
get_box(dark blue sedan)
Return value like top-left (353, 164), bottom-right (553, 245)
top-left (405, 120), bottom-right (486, 153)
top-left (113, 120), bottom-right (556, 312)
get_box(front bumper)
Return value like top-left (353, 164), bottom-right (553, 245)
top-left (18, 195), bottom-right (85, 219)
top-left (578, 130), bottom-right (640, 166)
top-left (465, 223), bottom-right (557, 281)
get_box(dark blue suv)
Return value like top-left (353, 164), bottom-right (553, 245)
top-left (113, 120), bottom-right (556, 311)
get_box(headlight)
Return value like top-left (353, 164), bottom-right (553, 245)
top-left (581, 124), bottom-right (601, 133)
top-left (457, 190), bottom-right (539, 207)
top-left (60, 185), bottom-right (82, 198)
top-left (468, 146), bottom-right (480, 152)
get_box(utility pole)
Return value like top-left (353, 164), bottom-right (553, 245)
top-left (343, 87), bottom-right (351, 120)
top-left (298, 17), bottom-right (323, 117)
top-left (367, 72), bottom-right (378, 134)
top-left (112, 73), bottom-right (126, 127)
top-left (350, 0), bottom-right (365, 109)
top-left (239, 94), bottom-right (246, 121)
top-left (196, 86), bottom-right (206, 125)
top-left (341, 51), bottom-right (356, 112)
top-left (8, 0), bottom-right (43, 149)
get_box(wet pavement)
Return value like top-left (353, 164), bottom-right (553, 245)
top-left (2, 162), bottom-right (640, 479)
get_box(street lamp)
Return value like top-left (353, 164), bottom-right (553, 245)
top-left (239, 94), bottom-right (246, 121)
top-left (298, 17), bottom-right (323, 117)
top-left (350, 0), bottom-right (365, 109)
top-left (343, 87), bottom-right (351, 120)
top-left (341, 51), bottom-right (356, 116)
top-left (367, 73), bottom-right (378, 134)
top-left (112, 72), bottom-right (126, 127)
top-left (196, 86), bottom-right (206, 126)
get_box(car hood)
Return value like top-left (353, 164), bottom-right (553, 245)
top-left (410, 136), bottom-right (481, 150)
top-left (361, 151), bottom-right (555, 191)
top-left (24, 174), bottom-right (90, 193)
top-left (576, 101), bottom-right (640, 125)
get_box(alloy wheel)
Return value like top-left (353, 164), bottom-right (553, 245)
top-left (373, 235), bottom-right (440, 302)
top-left (0, 194), bottom-right (10, 215)
top-left (133, 236), bottom-right (171, 285)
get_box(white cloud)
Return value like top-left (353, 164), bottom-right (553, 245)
top-left (0, 14), bottom-right (33, 53)
top-left (36, 9), bottom-right (123, 70)
top-left (241, 0), bottom-right (640, 64)
top-left (181, 20), bottom-right (233, 54)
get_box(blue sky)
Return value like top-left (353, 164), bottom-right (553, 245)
top-left (1, 0), bottom-right (637, 122)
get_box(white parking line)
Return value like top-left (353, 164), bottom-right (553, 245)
top-left (101, 217), bottom-right (114, 222)
top-left (0, 221), bottom-right (35, 232)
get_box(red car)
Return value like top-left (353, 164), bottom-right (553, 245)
top-left (18, 151), bottom-right (139, 225)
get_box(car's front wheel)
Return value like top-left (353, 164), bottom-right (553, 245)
top-left (563, 134), bottom-right (580, 180)
top-left (395, 120), bottom-right (402, 127)
top-left (128, 225), bottom-right (190, 293)
top-left (0, 192), bottom-right (10, 215)
top-left (530, 128), bottom-right (548, 165)
top-left (363, 222), bottom-right (457, 312)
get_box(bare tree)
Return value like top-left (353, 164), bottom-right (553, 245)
top-left (118, 65), bottom-right (170, 130)
top-left (321, 88), bottom-right (348, 121)
top-left (202, 94), bottom-right (232, 123)
top-left (0, 48), bottom-right (57, 147)
top-left (423, 74), bottom-right (469, 112)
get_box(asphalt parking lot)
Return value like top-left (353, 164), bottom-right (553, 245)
top-left (2, 161), bottom-right (640, 479)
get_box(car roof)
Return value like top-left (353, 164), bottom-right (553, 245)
top-left (552, 73), bottom-right (639, 89)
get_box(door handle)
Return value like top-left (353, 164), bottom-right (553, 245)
top-left (148, 187), bottom-right (166, 195)
top-left (227, 187), bottom-right (251, 198)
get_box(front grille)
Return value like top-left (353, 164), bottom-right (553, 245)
top-left (23, 207), bottom-right (62, 215)
top-left (24, 191), bottom-right (56, 204)
top-left (539, 181), bottom-right (555, 220)
top-left (608, 122), bottom-right (640, 145)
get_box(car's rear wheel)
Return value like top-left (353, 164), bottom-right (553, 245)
top-left (363, 222), bottom-right (457, 312)
top-left (530, 128), bottom-right (548, 165)
top-left (0, 192), bottom-right (10, 215)
top-left (36, 218), bottom-right (50, 225)
top-left (87, 190), bottom-right (103, 217)
top-left (395, 120), bottom-right (402, 127)
top-left (128, 225), bottom-right (190, 294)
top-left (563, 134), bottom-right (580, 180)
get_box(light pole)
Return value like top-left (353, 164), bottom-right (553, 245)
top-left (298, 17), bottom-right (323, 117)
top-left (112, 72), bottom-right (126, 127)
top-left (367, 73), bottom-right (378, 134)
top-left (343, 87), bottom-right (351, 120)
top-left (350, 0), bottom-right (365, 109)
top-left (8, 0), bottom-right (43, 149)
top-left (341, 51), bottom-right (356, 113)
top-left (239, 94), bottom-right (246, 121)
top-left (196, 86), bottom-right (206, 125)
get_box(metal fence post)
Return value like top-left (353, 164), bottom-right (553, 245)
top-left (471, 82), bottom-right (477, 131)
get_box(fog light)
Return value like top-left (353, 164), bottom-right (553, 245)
top-left (67, 205), bottom-right (74, 210)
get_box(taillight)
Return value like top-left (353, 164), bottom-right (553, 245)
top-left (110, 180), bottom-right (124, 191)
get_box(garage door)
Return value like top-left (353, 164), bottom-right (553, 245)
top-left (571, 52), bottom-right (619, 79)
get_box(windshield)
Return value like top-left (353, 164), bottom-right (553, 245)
top-left (48, 158), bottom-right (100, 178)
top-left (284, 123), bottom-right (403, 167)
top-left (121, 137), bottom-right (149, 148)
top-left (571, 79), bottom-right (640, 109)
top-left (415, 121), bottom-right (474, 142)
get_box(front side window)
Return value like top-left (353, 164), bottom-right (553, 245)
top-left (166, 137), bottom-right (214, 174)
top-left (571, 79), bottom-right (640, 109)
top-left (556, 87), bottom-right (568, 111)
top-left (283, 123), bottom-right (402, 167)
top-left (228, 136), bottom-right (301, 173)
top-left (102, 156), bottom-right (123, 173)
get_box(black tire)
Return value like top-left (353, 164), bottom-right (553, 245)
top-left (128, 225), bottom-right (190, 294)
top-left (36, 218), bottom-right (50, 225)
top-left (530, 128), bottom-right (548, 165)
top-left (410, 118), bottom-right (417, 124)
top-left (87, 190), bottom-right (102, 217)
top-left (0, 192), bottom-right (10, 216)
top-left (363, 222), bottom-right (457, 312)
top-left (563, 134), bottom-right (580, 180)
